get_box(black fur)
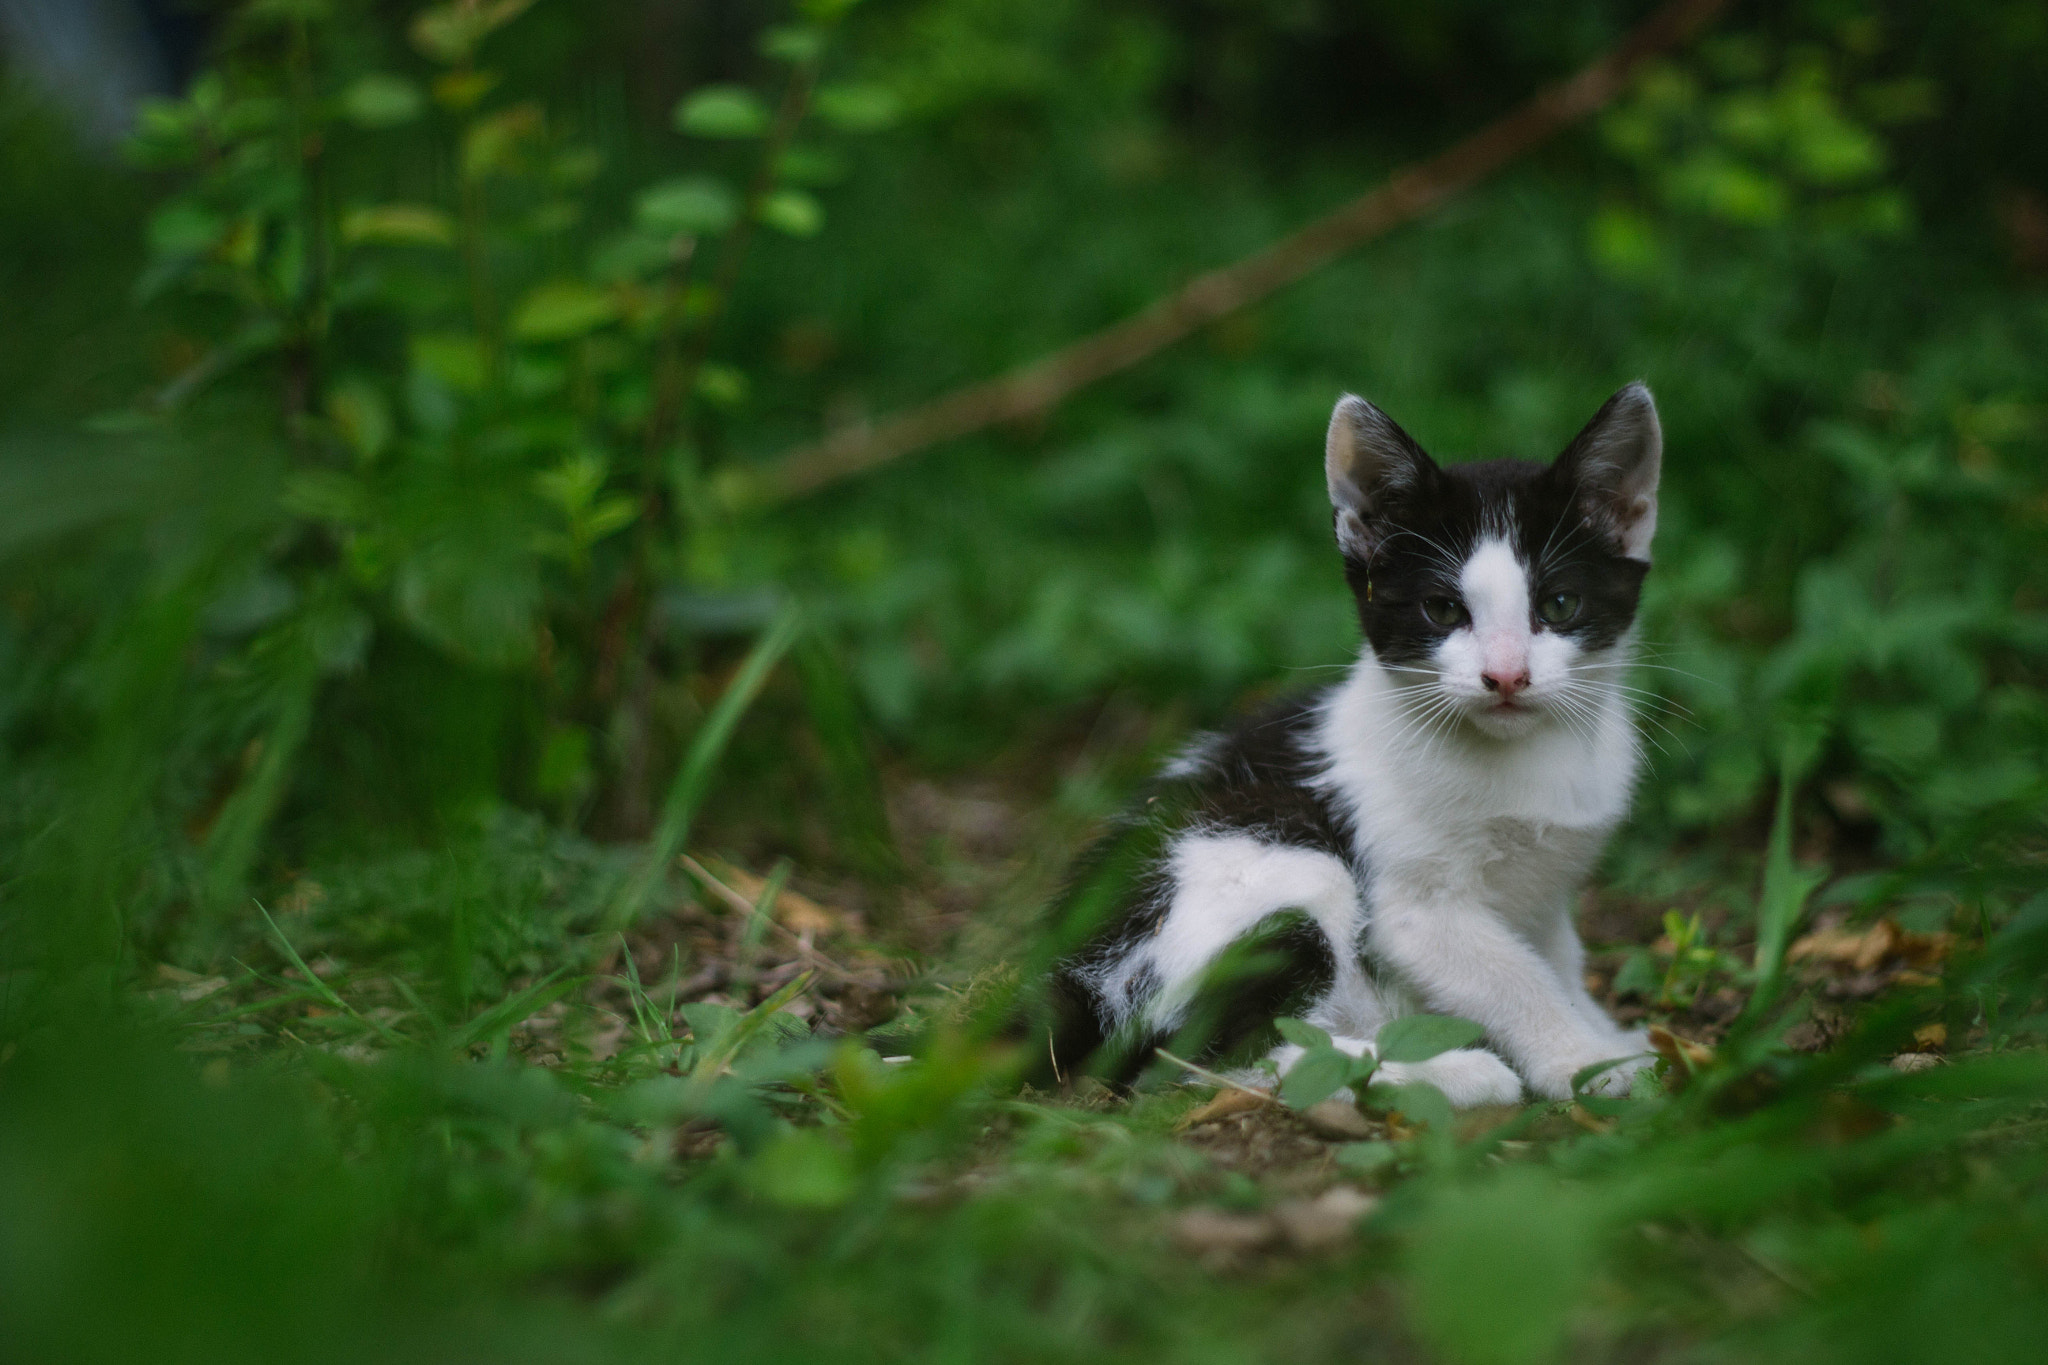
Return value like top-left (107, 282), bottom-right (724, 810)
top-left (1340, 397), bottom-right (1653, 665)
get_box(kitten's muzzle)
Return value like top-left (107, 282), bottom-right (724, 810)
top-left (1480, 667), bottom-right (1531, 700)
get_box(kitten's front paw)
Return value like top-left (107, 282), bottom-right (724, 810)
top-left (1378, 1047), bottom-right (1524, 1108)
top-left (1528, 1042), bottom-right (1654, 1101)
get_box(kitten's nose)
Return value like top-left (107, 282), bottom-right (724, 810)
top-left (1481, 668), bottom-right (1530, 699)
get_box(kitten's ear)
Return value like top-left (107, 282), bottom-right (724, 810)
top-left (1553, 381), bottom-right (1662, 561)
top-left (1325, 394), bottom-right (1436, 558)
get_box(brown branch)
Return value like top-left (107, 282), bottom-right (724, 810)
top-left (760, 0), bottom-right (1730, 500)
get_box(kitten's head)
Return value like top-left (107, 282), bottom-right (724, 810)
top-left (1324, 383), bottom-right (1661, 740)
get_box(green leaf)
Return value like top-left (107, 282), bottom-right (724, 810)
top-left (675, 86), bottom-right (770, 138)
top-left (281, 470), bottom-right (367, 525)
top-left (759, 24), bottom-right (827, 65)
top-left (689, 972), bottom-right (814, 1081)
top-left (695, 364), bottom-right (749, 408)
top-left (679, 1002), bottom-right (741, 1054)
top-left (459, 103), bottom-right (544, 180)
top-left (813, 83), bottom-right (899, 133)
top-left (1279, 1046), bottom-right (1352, 1109)
top-left (511, 281), bottom-right (619, 342)
top-left (775, 146), bottom-right (848, 187)
top-left (1610, 949), bottom-right (1661, 1000)
top-left (410, 0), bottom-right (534, 64)
top-left (324, 379), bottom-right (391, 463)
top-left (1376, 1015), bottom-right (1486, 1063)
top-left (1571, 1056), bottom-right (1640, 1095)
top-left (339, 204), bottom-right (455, 248)
top-left (148, 202), bottom-right (224, 258)
top-left (759, 188), bottom-right (824, 237)
top-left (634, 176), bottom-right (738, 236)
top-left (1274, 1016), bottom-right (1332, 1050)
top-left (410, 333), bottom-right (488, 392)
top-left (339, 75), bottom-right (423, 128)
top-left (1334, 1140), bottom-right (1400, 1175)
top-left (750, 1128), bottom-right (856, 1209)
top-left (1364, 1080), bottom-right (1453, 1135)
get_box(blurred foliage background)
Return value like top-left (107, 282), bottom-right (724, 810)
top-left (1, 2), bottom-right (2045, 1362)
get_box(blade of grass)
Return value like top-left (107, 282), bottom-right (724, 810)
top-left (793, 629), bottom-right (900, 884)
top-left (607, 603), bottom-right (803, 929)
top-left (733, 858), bottom-right (791, 989)
top-left (618, 935), bottom-right (660, 1045)
top-left (689, 970), bottom-right (813, 1083)
top-left (181, 985), bottom-right (325, 1026)
top-left (253, 901), bottom-right (404, 1046)
top-left (1743, 754), bottom-right (1828, 1022)
top-left (1153, 1046), bottom-right (1276, 1098)
top-left (202, 657), bottom-right (318, 922)
top-left (446, 971), bottom-right (582, 1053)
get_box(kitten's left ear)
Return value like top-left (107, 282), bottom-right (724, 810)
top-left (1326, 394), bottom-right (1437, 559)
top-left (1553, 381), bottom-right (1662, 561)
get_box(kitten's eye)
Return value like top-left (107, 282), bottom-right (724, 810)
top-left (1421, 597), bottom-right (1469, 628)
top-left (1537, 592), bottom-right (1582, 626)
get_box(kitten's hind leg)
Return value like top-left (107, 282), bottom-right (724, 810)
top-left (1076, 834), bottom-right (1365, 1079)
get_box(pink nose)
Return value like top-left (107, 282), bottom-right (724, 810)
top-left (1482, 668), bottom-right (1530, 699)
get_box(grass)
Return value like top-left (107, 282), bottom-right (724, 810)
top-left (9, 732), bottom-right (2044, 1365)
top-left (4, 4), bottom-right (2048, 1360)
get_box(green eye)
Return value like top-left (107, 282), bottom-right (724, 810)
top-left (1421, 597), bottom-right (1469, 628)
top-left (1537, 592), bottom-right (1582, 626)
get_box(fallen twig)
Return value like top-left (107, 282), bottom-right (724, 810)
top-left (678, 853), bottom-right (869, 986)
top-left (757, 0), bottom-right (1729, 499)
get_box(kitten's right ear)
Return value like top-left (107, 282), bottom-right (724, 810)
top-left (1325, 394), bottom-right (1435, 558)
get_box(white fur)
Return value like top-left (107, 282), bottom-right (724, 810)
top-left (1134, 539), bottom-right (1650, 1105)
top-left (1430, 536), bottom-right (1592, 741)
top-left (1310, 585), bottom-right (1651, 1100)
top-left (1263, 1037), bottom-right (1524, 1108)
top-left (1085, 834), bottom-right (1369, 1033)
top-left (1158, 732), bottom-right (1223, 780)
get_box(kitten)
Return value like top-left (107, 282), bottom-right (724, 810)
top-left (1042, 383), bottom-right (1663, 1105)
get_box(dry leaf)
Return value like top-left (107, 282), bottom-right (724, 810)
top-left (707, 858), bottom-right (843, 936)
top-left (1177, 1087), bottom-right (1274, 1130)
top-left (1787, 917), bottom-right (1953, 974)
top-left (1648, 1024), bottom-right (1714, 1069)
top-left (1912, 1021), bottom-right (1947, 1051)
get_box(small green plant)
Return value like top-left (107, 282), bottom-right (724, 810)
top-left (1271, 1013), bottom-right (1483, 1114)
top-left (118, 0), bottom-right (897, 934)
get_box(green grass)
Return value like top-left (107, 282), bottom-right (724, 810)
top-left (4, 2), bottom-right (2048, 1361)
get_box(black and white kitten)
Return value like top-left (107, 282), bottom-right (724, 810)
top-left (1044, 383), bottom-right (1664, 1104)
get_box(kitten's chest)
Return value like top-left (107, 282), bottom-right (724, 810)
top-left (1372, 807), bottom-right (1605, 904)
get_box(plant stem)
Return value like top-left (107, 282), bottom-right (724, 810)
top-left (605, 54), bottom-right (822, 830)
